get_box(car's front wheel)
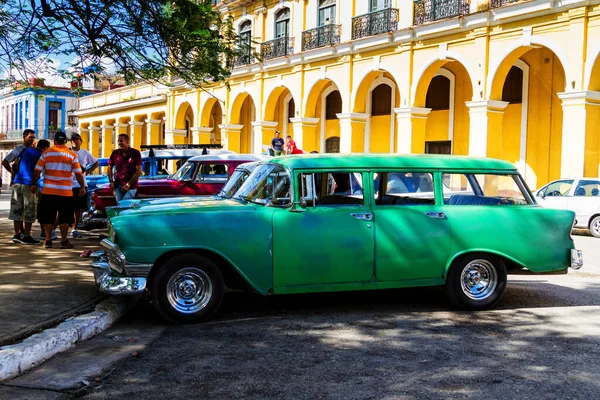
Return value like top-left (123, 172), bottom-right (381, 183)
top-left (151, 254), bottom-right (224, 323)
top-left (444, 253), bottom-right (507, 310)
top-left (590, 216), bottom-right (600, 238)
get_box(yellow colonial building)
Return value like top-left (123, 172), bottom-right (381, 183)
top-left (76, 0), bottom-right (600, 189)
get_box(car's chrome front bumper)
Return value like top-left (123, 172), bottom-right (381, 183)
top-left (90, 239), bottom-right (152, 295)
top-left (570, 249), bottom-right (583, 270)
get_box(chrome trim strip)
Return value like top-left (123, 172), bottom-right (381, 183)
top-left (570, 249), bottom-right (583, 270)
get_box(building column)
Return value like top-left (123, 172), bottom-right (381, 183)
top-left (289, 118), bottom-right (320, 153)
top-left (465, 101), bottom-right (509, 158)
top-left (336, 113), bottom-right (368, 153)
top-left (164, 129), bottom-right (187, 145)
top-left (394, 107), bottom-right (432, 154)
top-left (251, 121), bottom-right (278, 154)
top-left (191, 127), bottom-right (212, 145)
top-left (218, 124), bottom-right (244, 153)
top-left (129, 121), bottom-right (144, 149)
top-left (78, 128), bottom-right (90, 152)
top-left (558, 91), bottom-right (600, 178)
top-left (100, 125), bottom-right (112, 158)
top-left (145, 119), bottom-right (162, 145)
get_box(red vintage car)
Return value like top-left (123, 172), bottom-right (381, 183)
top-left (81, 153), bottom-right (262, 229)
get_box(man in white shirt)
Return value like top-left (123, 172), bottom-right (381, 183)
top-left (69, 133), bottom-right (98, 238)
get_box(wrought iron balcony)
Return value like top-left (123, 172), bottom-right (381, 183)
top-left (233, 47), bottom-right (254, 67)
top-left (490, 0), bottom-right (522, 7)
top-left (413, 0), bottom-right (470, 26)
top-left (301, 24), bottom-right (341, 52)
top-left (351, 8), bottom-right (399, 40)
top-left (260, 37), bottom-right (294, 60)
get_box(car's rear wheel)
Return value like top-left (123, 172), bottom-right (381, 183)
top-left (151, 254), bottom-right (224, 323)
top-left (444, 253), bottom-right (507, 310)
top-left (590, 216), bottom-right (600, 238)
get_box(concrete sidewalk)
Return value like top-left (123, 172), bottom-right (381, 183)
top-left (0, 186), bottom-right (132, 381)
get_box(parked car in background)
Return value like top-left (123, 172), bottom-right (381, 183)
top-left (534, 177), bottom-right (600, 237)
top-left (91, 154), bottom-right (583, 323)
top-left (80, 153), bottom-right (261, 230)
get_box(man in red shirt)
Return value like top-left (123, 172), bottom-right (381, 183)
top-left (108, 134), bottom-right (142, 202)
top-left (285, 135), bottom-right (303, 155)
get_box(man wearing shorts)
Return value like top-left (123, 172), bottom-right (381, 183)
top-left (9, 139), bottom-right (50, 244)
top-left (33, 132), bottom-right (85, 249)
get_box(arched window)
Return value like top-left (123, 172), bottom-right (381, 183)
top-left (502, 66), bottom-right (523, 104)
top-left (275, 8), bottom-right (290, 38)
top-left (319, 0), bottom-right (336, 26)
top-left (370, 0), bottom-right (391, 11)
top-left (326, 91), bottom-right (342, 120)
top-left (239, 20), bottom-right (252, 47)
top-left (371, 84), bottom-right (392, 116)
top-left (425, 76), bottom-right (450, 110)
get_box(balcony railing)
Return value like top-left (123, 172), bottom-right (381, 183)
top-left (260, 37), bottom-right (294, 60)
top-left (351, 8), bottom-right (399, 40)
top-left (490, 0), bottom-right (521, 7)
top-left (301, 24), bottom-right (341, 52)
top-left (233, 47), bottom-right (254, 67)
top-left (413, 0), bottom-right (470, 25)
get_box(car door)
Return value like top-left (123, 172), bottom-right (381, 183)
top-left (371, 170), bottom-right (451, 281)
top-left (536, 179), bottom-right (574, 210)
top-left (567, 179), bottom-right (600, 226)
top-left (272, 170), bottom-right (375, 288)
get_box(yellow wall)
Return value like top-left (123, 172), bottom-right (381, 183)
top-left (240, 96), bottom-right (253, 154)
top-left (370, 115), bottom-right (391, 153)
top-left (425, 110), bottom-right (449, 142)
top-left (584, 105), bottom-right (600, 177)
top-left (501, 104), bottom-right (522, 164)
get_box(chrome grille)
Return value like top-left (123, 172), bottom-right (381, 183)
top-left (105, 248), bottom-right (124, 273)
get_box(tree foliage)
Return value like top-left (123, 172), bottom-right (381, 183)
top-left (0, 0), bottom-right (237, 88)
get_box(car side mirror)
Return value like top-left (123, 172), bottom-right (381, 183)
top-left (538, 191), bottom-right (545, 199)
top-left (290, 198), bottom-right (307, 213)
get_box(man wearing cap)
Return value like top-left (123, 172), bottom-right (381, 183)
top-left (270, 130), bottom-right (285, 156)
top-left (32, 131), bottom-right (85, 249)
top-left (69, 132), bottom-right (98, 238)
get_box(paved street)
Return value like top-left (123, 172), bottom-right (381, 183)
top-left (0, 232), bottom-right (598, 400)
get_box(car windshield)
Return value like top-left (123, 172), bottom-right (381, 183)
top-left (218, 165), bottom-right (258, 198)
top-left (170, 161), bottom-right (195, 181)
top-left (235, 164), bottom-right (291, 206)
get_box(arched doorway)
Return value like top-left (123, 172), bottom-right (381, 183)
top-left (264, 85), bottom-right (295, 142)
top-left (229, 92), bottom-right (256, 153)
top-left (174, 102), bottom-right (194, 145)
top-left (304, 79), bottom-right (343, 153)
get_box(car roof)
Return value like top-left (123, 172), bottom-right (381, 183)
top-left (267, 153), bottom-right (518, 171)
top-left (140, 149), bottom-right (235, 158)
top-left (187, 154), bottom-right (265, 162)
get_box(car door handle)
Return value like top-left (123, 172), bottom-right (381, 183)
top-left (351, 213), bottom-right (373, 221)
top-left (425, 212), bottom-right (446, 219)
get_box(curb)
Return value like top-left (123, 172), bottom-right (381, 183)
top-left (0, 297), bottom-right (136, 382)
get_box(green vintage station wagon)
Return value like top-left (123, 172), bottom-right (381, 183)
top-left (92, 154), bottom-right (583, 323)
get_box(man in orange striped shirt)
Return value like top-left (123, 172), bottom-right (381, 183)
top-left (32, 131), bottom-right (85, 249)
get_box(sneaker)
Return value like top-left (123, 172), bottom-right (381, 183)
top-left (60, 240), bottom-right (74, 249)
top-left (12, 232), bottom-right (24, 244)
top-left (43, 240), bottom-right (52, 248)
top-left (50, 231), bottom-right (58, 240)
top-left (21, 236), bottom-right (40, 245)
top-left (70, 230), bottom-right (83, 239)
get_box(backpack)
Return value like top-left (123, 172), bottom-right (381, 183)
top-left (10, 147), bottom-right (27, 185)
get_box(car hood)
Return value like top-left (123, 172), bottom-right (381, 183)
top-left (107, 195), bottom-right (220, 218)
top-left (111, 198), bottom-right (248, 219)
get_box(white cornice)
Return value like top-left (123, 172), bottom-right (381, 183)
top-left (75, 94), bottom-right (166, 117)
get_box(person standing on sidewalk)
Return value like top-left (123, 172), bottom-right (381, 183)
top-left (32, 132), bottom-right (85, 249)
top-left (9, 139), bottom-right (50, 244)
top-left (108, 134), bottom-right (142, 203)
top-left (69, 133), bottom-right (98, 238)
top-left (2, 129), bottom-right (36, 241)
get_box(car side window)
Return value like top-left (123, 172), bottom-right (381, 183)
top-left (194, 164), bottom-right (229, 183)
top-left (443, 173), bottom-right (531, 205)
top-left (298, 172), bottom-right (364, 207)
top-left (373, 172), bottom-right (435, 206)
top-left (574, 180), bottom-right (600, 196)
top-left (543, 180), bottom-right (574, 197)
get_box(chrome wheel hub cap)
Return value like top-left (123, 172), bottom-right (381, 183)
top-left (167, 268), bottom-right (213, 314)
top-left (460, 259), bottom-right (498, 300)
top-left (592, 220), bottom-right (600, 236)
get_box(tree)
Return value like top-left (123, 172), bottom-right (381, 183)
top-left (0, 0), bottom-right (237, 88)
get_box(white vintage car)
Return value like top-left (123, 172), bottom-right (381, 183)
top-left (534, 178), bottom-right (600, 237)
